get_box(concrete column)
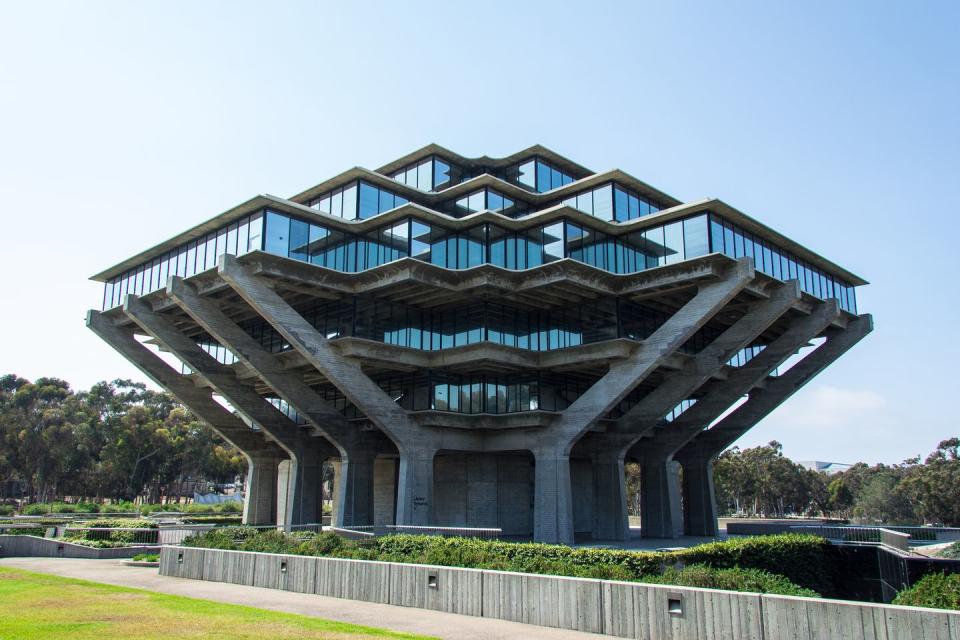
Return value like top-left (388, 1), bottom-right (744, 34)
top-left (640, 456), bottom-right (683, 539)
top-left (395, 449), bottom-right (436, 526)
top-left (334, 453), bottom-right (377, 528)
top-left (287, 452), bottom-right (324, 525)
top-left (243, 454), bottom-right (281, 525)
top-left (677, 455), bottom-right (718, 537)
top-left (533, 447), bottom-right (575, 545)
top-left (329, 460), bottom-right (341, 526)
top-left (591, 451), bottom-right (629, 541)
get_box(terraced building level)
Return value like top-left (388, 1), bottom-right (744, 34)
top-left (87, 145), bottom-right (872, 544)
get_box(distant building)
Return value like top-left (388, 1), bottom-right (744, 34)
top-left (87, 145), bottom-right (872, 543)
top-left (798, 461), bottom-right (853, 475)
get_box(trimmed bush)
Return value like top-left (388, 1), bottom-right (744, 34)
top-left (640, 565), bottom-right (819, 597)
top-left (893, 573), bottom-right (960, 610)
top-left (937, 542), bottom-right (960, 560)
top-left (179, 515), bottom-right (243, 526)
top-left (184, 531), bottom-right (824, 597)
top-left (0, 505), bottom-right (14, 516)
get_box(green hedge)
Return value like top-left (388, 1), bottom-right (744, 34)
top-left (179, 515), bottom-right (243, 525)
top-left (184, 531), bottom-right (827, 596)
top-left (893, 573), bottom-right (960, 610)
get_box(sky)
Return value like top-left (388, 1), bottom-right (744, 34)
top-left (0, 1), bottom-right (957, 465)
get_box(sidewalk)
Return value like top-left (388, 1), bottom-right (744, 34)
top-left (0, 557), bottom-right (604, 640)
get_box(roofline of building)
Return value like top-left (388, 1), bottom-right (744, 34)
top-left (89, 192), bottom-right (868, 286)
top-left (286, 161), bottom-right (682, 212)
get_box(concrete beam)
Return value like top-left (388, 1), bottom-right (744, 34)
top-left (678, 313), bottom-right (874, 460)
top-left (523, 259), bottom-right (754, 544)
top-left (86, 310), bottom-right (276, 456)
top-left (121, 295), bottom-right (331, 526)
top-left (615, 280), bottom-right (801, 438)
top-left (86, 310), bottom-right (284, 525)
top-left (645, 299), bottom-right (842, 459)
top-left (217, 254), bottom-right (445, 528)
top-left (167, 276), bottom-right (383, 527)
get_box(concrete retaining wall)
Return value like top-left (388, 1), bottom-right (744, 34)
top-left (0, 535), bottom-right (155, 559)
top-left (159, 546), bottom-right (960, 639)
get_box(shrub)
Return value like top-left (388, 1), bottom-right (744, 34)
top-left (132, 552), bottom-right (160, 562)
top-left (937, 542), bottom-right (960, 560)
top-left (179, 515), bottom-right (243, 526)
top-left (22, 504), bottom-right (47, 516)
top-left (183, 531), bottom-right (824, 596)
top-left (78, 519), bottom-right (157, 529)
top-left (679, 534), bottom-right (835, 596)
top-left (2, 527), bottom-right (45, 536)
top-left (639, 565), bottom-right (819, 597)
top-left (0, 505), bottom-right (14, 516)
top-left (893, 573), bottom-right (960, 610)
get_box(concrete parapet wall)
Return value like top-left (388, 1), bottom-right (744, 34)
top-left (158, 546), bottom-right (960, 639)
top-left (315, 556), bottom-right (391, 604)
top-left (390, 563), bottom-right (483, 616)
top-left (0, 535), bottom-right (155, 559)
top-left (482, 570), bottom-right (603, 633)
top-left (603, 579), bottom-right (763, 639)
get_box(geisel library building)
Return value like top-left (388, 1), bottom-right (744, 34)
top-left (87, 145), bottom-right (871, 544)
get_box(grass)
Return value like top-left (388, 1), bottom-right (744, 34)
top-left (0, 567), bottom-right (434, 640)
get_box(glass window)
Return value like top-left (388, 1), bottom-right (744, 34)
top-left (359, 182), bottom-right (379, 219)
top-left (543, 222), bottom-right (564, 262)
top-left (593, 185), bottom-right (613, 221)
top-left (682, 216), bottom-right (709, 257)
top-left (536, 162), bottom-right (550, 192)
top-left (248, 213), bottom-right (263, 252)
top-left (710, 216), bottom-right (725, 254)
top-left (614, 187), bottom-right (629, 222)
top-left (663, 221), bottom-right (684, 265)
top-left (517, 160), bottom-right (537, 189)
top-left (265, 210), bottom-right (290, 256)
top-left (434, 158), bottom-right (451, 189)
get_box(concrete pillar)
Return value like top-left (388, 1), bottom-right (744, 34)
top-left (533, 447), bottom-right (575, 545)
top-left (243, 454), bottom-right (281, 525)
top-left (288, 453), bottom-right (323, 525)
top-left (334, 453), bottom-right (376, 528)
top-left (329, 460), bottom-right (341, 526)
top-left (591, 451), bottom-right (629, 541)
top-left (640, 457), bottom-right (683, 539)
top-left (678, 455), bottom-right (718, 537)
top-left (395, 449), bottom-right (436, 526)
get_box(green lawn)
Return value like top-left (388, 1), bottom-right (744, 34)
top-left (0, 567), bottom-right (434, 640)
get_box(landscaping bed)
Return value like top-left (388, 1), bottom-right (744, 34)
top-left (183, 529), bottom-right (830, 597)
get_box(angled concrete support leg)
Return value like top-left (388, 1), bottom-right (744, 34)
top-left (591, 451), bottom-right (630, 541)
top-left (640, 457), bottom-right (683, 539)
top-left (245, 454), bottom-right (281, 525)
top-left (677, 455), bottom-right (717, 537)
top-left (121, 294), bottom-right (332, 528)
top-left (396, 449), bottom-right (436, 527)
top-left (533, 447), bottom-right (575, 545)
top-left (335, 453), bottom-right (377, 528)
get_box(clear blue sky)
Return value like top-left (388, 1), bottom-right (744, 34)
top-left (1, 1), bottom-right (956, 464)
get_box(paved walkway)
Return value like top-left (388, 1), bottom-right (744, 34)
top-left (0, 557), bottom-right (604, 640)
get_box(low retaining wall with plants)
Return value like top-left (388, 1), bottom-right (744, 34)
top-left (160, 546), bottom-right (960, 639)
top-left (0, 535), bottom-right (159, 559)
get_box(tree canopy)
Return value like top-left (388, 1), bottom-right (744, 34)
top-left (0, 374), bottom-right (244, 504)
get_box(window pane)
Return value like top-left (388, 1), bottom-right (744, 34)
top-left (663, 221), bottom-right (683, 264)
top-left (342, 183), bottom-right (357, 219)
top-left (593, 185), bottom-right (613, 220)
top-left (359, 182), bottom-right (379, 219)
top-left (265, 211), bottom-right (290, 256)
top-left (682, 216), bottom-right (709, 257)
top-left (434, 159), bottom-right (451, 189)
top-left (543, 222), bottom-right (564, 262)
top-left (248, 213), bottom-right (263, 251)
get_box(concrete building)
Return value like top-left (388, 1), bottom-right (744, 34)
top-left (87, 145), bottom-right (871, 543)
